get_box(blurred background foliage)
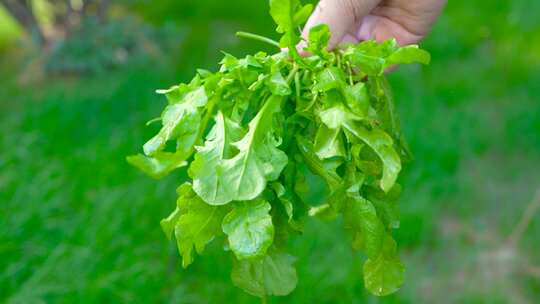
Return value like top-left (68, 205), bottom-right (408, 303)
top-left (1, 0), bottom-right (539, 303)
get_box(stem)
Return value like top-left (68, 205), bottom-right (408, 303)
top-left (261, 295), bottom-right (268, 304)
top-left (346, 61), bottom-right (353, 86)
top-left (286, 64), bottom-right (299, 84)
top-left (236, 31), bottom-right (281, 49)
top-left (294, 71), bottom-right (301, 101)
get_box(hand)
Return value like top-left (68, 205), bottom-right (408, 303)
top-left (302, 0), bottom-right (447, 48)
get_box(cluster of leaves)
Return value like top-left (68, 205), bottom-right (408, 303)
top-left (128, 0), bottom-right (430, 299)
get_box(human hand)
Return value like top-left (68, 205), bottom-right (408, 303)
top-left (302, 0), bottom-right (447, 49)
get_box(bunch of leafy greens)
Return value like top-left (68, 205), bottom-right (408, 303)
top-left (127, 0), bottom-right (430, 299)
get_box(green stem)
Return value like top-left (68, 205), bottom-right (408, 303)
top-left (286, 64), bottom-right (299, 84)
top-left (236, 31), bottom-right (280, 49)
top-left (261, 295), bottom-right (268, 304)
top-left (294, 71), bottom-right (301, 101)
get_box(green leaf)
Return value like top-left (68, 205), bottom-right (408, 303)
top-left (343, 196), bottom-right (385, 258)
top-left (313, 124), bottom-right (346, 159)
top-left (231, 250), bottom-right (297, 297)
top-left (296, 136), bottom-right (342, 190)
top-left (269, 0), bottom-right (297, 34)
top-left (143, 86), bottom-right (207, 156)
top-left (272, 182), bottom-right (293, 220)
top-left (343, 82), bottom-right (370, 117)
top-left (173, 184), bottom-right (227, 268)
top-left (269, 0), bottom-right (311, 67)
top-left (160, 207), bottom-right (181, 240)
top-left (319, 104), bottom-right (362, 129)
top-left (367, 184), bottom-right (402, 229)
top-left (343, 122), bottom-right (401, 192)
top-left (266, 71), bottom-right (292, 96)
top-left (156, 83), bottom-right (206, 105)
top-left (346, 51), bottom-right (385, 76)
top-left (363, 235), bottom-right (405, 296)
top-left (292, 4), bottom-right (313, 25)
top-left (194, 95), bottom-right (287, 205)
top-left (126, 152), bottom-right (187, 179)
top-left (385, 45), bottom-right (431, 66)
top-left (190, 112), bottom-right (244, 205)
top-left (222, 199), bottom-right (274, 259)
top-left (313, 67), bottom-right (346, 92)
top-left (307, 24), bottom-right (330, 54)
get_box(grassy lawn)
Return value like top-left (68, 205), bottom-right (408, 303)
top-left (1, 0), bottom-right (539, 303)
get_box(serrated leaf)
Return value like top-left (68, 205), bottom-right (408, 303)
top-left (190, 112), bottom-right (244, 205)
top-left (143, 86), bottom-right (207, 156)
top-left (194, 95), bottom-right (287, 205)
top-left (222, 199), bottom-right (274, 259)
top-left (231, 250), bottom-right (297, 297)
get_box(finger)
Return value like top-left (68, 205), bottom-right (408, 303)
top-left (302, 0), bottom-right (381, 49)
top-left (356, 15), bottom-right (423, 45)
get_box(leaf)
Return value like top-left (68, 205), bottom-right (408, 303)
top-left (306, 24), bottom-right (330, 55)
top-left (319, 104), bottom-right (362, 130)
top-left (296, 136), bottom-right (342, 190)
top-left (343, 196), bottom-right (385, 258)
top-left (343, 121), bottom-right (401, 192)
top-left (366, 184), bottom-right (402, 229)
top-left (231, 250), bottom-right (297, 297)
top-left (313, 67), bottom-right (346, 92)
top-left (156, 83), bottom-right (206, 105)
top-left (272, 182), bottom-right (293, 220)
top-left (222, 199), bottom-right (274, 259)
top-left (313, 124), bottom-right (346, 159)
top-left (173, 184), bottom-right (228, 268)
top-left (266, 71), bottom-right (292, 96)
top-left (269, 0), bottom-right (311, 67)
top-left (346, 51), bottom-right (385, 76)
top-left (385, 45), bottom-right (431, 66)
top-left (190, 112), bottom-right (244, 205)
top-left (292, 3), bottom-right (313, 25)
top-left (126, 152), bottom-right (187, 179)
top-left (343, 82), bottom-right (370, 117)
top-left (363, 235), bottom-right (405, 296)
top-left (272, 181), bottom-right (304, 232)
top-left (269, 0), bottom-right (297, 34)
top-left (160, 207), bottom-right (181, 240)
top-left (203, 95), bottom-right (287, 204)
top-left (143, 86), bottom-right (207, 156)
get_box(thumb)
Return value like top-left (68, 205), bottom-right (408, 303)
top-left (302, 0), bottom-right (381, 49)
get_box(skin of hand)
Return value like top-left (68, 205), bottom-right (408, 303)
top-left (302, 0), bottom-right (447, 48)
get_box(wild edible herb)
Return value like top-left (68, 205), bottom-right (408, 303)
top-left (128, 0), bottom-right (430, 299)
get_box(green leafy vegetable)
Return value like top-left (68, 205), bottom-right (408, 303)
top-left (128, 0), bottom-right (431, 299)
top-left (222, 199), bottom-right (275, 259)
top-left (231, 250), bottom-right (298, 297)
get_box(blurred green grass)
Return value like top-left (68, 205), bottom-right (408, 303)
top-left (0, 6), bottom-right (20, 50)
top-left (1, 0), bottom-right (540, 303)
